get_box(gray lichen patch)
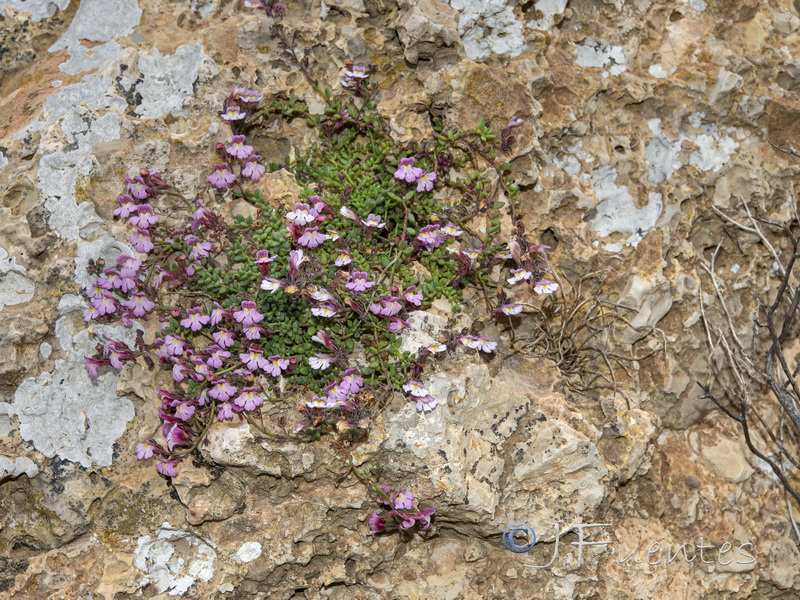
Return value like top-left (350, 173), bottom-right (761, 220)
top-left (11, 316), bottom-right (136, 468)
top-left (0, 0), bottom-right (70, 21)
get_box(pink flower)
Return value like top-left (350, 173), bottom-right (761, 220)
top-left (129, 230), bottom-right (154, 253)
top-left (186, 235), bottom-right (212, 260)
top-left (156, 458), bottom-right (180, 477)
top-left (394, 157), bottom-right (423, 183)
top-left (414, 507), bottom-right (436, 530)
top-left (298, 226), bottom-right (329, 248)
top-left (287, 202), bottom-right (316, 226)
top-left (404, 286), bottom-right (423, 306)
top-left (180, 307), bottom-right (210, 332)
top-left (441, 223), bottom-right (462, 236)
top-left (339, 368), bottom-right (363, 394)
top-left (84, 356), bottom-right (106, 377)
top-left (217, 402), bottom-right (234, 420)
top-left (508, 115), bottom-right (524, 127)
top-left (242, 155), bottom-right (265, 180)
top-left (233, 88), bottom-right (263, 103)
top-left (306, 395), bottom-right (330, 409)
top-left (166, 423), bottom-right (191, 451)
top-left (388, 317), bottom-right (410, 333)
top-left (129, 204), bottom-right (159, 229)
top-left (123, 292), bottom-right (155, 317)
top-left (163, 335), bottom-right (186, 356)
top-left (213, 328), bottom-right (235, 348)
top-left (210, 304), bottom-right (229, 326)
top-left (233, 300), bottom-right (264, 326)
top-left (83, 304), bottom-right (99, 322)
top-left (264, 355), bottom-right (290, 377)
top-left (392, 490), bottom-right (415, 510)
top-left (136, 441), bottom-right (156, 460)
top-left (403, 380), bottom-right (430, 397)
top-left (234, 387), bottom-right (264, 411)
top-left (206, 345), bottom-right (230, 369)
top-left (244, 323), bottom-right (264, 340)
top-left (208, 163), bottom-right (237, 189)
top-left (345, 271), bottom-right (374, 292)
top-left (226, 135), bottom-right (254, 159)
top-left (113, 194), bottom-right (138, 218)
top-left (369, 296), bottom-right (402, 317)
top-left (174, 402), bottom-right (196, 421)
top-left (240, 348), bottom-right (268, 371)
top-left (209, 379), bottom-right (237, 402)
top-left (368, 510), bottom-right (387, 535)
top-left (126, 176), bottom-right (151, 199)
top-left (94, 293), bottom-right (117, 316)
top-left (415, 171), bottom-right (437, 192)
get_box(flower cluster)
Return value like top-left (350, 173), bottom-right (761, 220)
top-left (208, 129), bottom-right (265, 189)
top-left (368, 487), bottom-right (435, 535)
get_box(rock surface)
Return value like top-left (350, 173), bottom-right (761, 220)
top-left (1, 0), bottom-right (799, 598)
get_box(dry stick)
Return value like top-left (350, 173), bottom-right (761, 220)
top-left (698, 384), bottom-right (800, 508)
top-left (712, 203), bottom-right (786, 278)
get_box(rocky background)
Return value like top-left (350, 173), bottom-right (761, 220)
top-left (2, 0), bottom-right (800, 598)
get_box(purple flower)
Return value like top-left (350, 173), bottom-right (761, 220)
top-left (208, 163), bottom-right (237, 189)
top-left (209, 379), bottom-right (237, 402)
top-left (233, 300), bottom-right (264, 326)
top-left (324, 381), bottom-right (347, 402)
top-left (156, 458), bottom-right (180, 477)
top-left (213, 328), bottom-right (235, 348)
top-left (221, 106), bottom-right (246, 121)
top-left (345, 271), bottom-right (374, 292)
top-left (126, 176), bottom-right (151, 200)
top-left (306, 395), bottom-right (329, 409)
top-left (288, 249), bottom-right (307, 277)
top-left (166, 423), bottom-right (191, 451)
top-left (136, 441), bottom-right (156, 460)
top-left (339, 368), bottom-right (363, 394)
top-left (234, 387), bottom-right (264, 411)
top-left (287, 202), bottom-right (316, 226)
top-left (114, 194), bottom-right (138, 218)
top-left (414, 507), bottom-right (436, 530)
top-left (415, 171), bottom-right (437, 192)
top-left (210, 304), bottom-right (229, 326)
top-left (83, 305), bottom-right (99, 322)
top-left (217, 402), bottom-right (234, 421)
top-left (129, 230), bottom-right (154, 253)
top-left (174, 402), bottom-right (196, 421)
top-left (345, 65), bottom-right (369, 79)
top-left (84, 356), bottom-right (106, 377)
top-left (508, 115), bottom-right (524, 128)
top-left (388, 317), bottom-right (410, 333)
top-left (240, 348), bottom-right (267, 371)
top-left (264, 355), bottom-right (289, 377)
top-left (206, 345), bottom-right (230, 369)
top-left (244, 323), bottom-right (264, 340)
top-left (233, 88), bottom-right (263, 103)
top-left (180, 307), bottom-right (210, 332)
top-left (226, 135), bottom-right (254, 159)
top-left (389, 510), bottom-right (417, 530)
top-left (298, 226), bottom-right (329, 248)
top-left (255, 249), bottom-right (276, 275)
top-left (416, 225), bottom-right (445, 251)
top-left (242, 155), bottom-right (265, 181)
top-left (186, 235), bottom-right (212, 260)
top-left (123, 292), bottom-right (155, 317)
top-left (309, 354), bottom-right (334, 370)
top-left (392, 490), bottom-right (415, 510)
top-left (129, 204), bottom-right (159, 229)
top-left (403, 286), bottom-right (423, 306)
top-left (368, 510), bottom-right (387, 535)
top-left (364, 213), bottom-right (385, 229)
top-left (163, 335), bottom-right (186, 356)
top-left (369, 296), bottom-right (402, 317)
top-left (394, 157), bottom-right (423, 183)
top-left (94, 293), bottom-right (117, 316)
